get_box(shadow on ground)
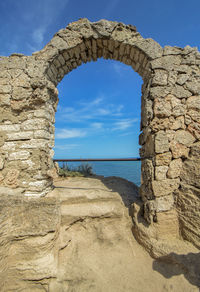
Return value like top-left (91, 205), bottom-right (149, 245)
top-left (97, 175), bottom-right (140, 207)
top-left (153, 252), bottom-right (200, 288)
top-left (98, 176), bottom-right (200, 289)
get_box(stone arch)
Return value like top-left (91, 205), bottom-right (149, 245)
top-left (0, 18), bottom-right (200, 247)
top-left (34, 18), bottom-right (163, 221)
top-left (39, 18), bottom-right (162, 84)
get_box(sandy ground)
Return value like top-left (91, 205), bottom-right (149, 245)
top-left (47, 175), bottom-right (200, 292)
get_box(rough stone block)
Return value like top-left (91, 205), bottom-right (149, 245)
top-left (0, 156), bottom-right (4, 170)
top-left (155, 152), bottom-right (172, 166)
top-left (4, 169), bottom-right (19, 187)
top-left (177, 73), bottom-right (189, 85)
top-left (187, 109), bottom-right (200, 123)
top-left (22, 119), bottom-right (48, 131)
top-left (152, 70), bottom-right (168, 86)
top-left (174, 130), bottom-right (196, 146)
top-left (151, 55), bottom-right (181, 71)
top-left (0, 124), bottom-right (20, 132)
top-left (155, 131), bottom-right (169, 153)
top-left (171, 85), bottom-right (192, 99)
top-left (186, 95), bottom-right (200, 110)
top-left (152, 178), bottom-right (180, 197)
top-left (177, 183), bottom-right (200, 248)
top-left (9, 150), bottom-right (30, 161)
top-left (0, 93), bottom-right (10, 106)
top-left (155, 194), bottom-right (174, 212)
top-left (188, 122), bottom-right (200, 139)
top-left (170, 116), bottom-right (185, 130)
top-left (154, 99), bottom-right (171, 117)
top-left (156, 209), bottom-right (179, 239)
top-left (34, 130), bottom-right (51, 140)
top-left (0, 84), bottom-right (12, 94)
top-left (6, 131), bottom-right (33, 141)
top-left (167, 158), bottom-right (182, 178)
top-left (12, 87), bottom-right (32, 100)
top-left (186, 79), bottom-right (200, 95)
top-left (172, 104), bottom-right (186, 117)
top-left (155, 166), bottom-right (168, 180)
top-left (170, 141), bottom-right (189, 159)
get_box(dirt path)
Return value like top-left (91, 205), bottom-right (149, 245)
top-left (47, 176), bottom-right (200, 292)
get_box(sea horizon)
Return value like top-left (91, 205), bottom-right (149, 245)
top-left (57, 160), bottom-right (141, 187)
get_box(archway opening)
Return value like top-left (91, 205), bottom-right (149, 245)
top-left (54, 58), bottom-right (143, 185)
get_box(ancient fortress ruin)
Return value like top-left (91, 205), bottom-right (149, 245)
top-left (0, 19), bottom-right (200, 249)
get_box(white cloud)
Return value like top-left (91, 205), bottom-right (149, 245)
top-left (29, 0), bottom-right (69, 51)
top-left (57, 95), bottom-right (124, 122)
top-left (91, 122), bottom-right (103, 129)
top-left (32, 27), bottom-right (46, 45)
top-left (55, 129), bottom-right (87, 139)
top-left (119, 131), bottom-right (135, 137)
top-left (112, 62), bottom-right (130, 76)
top-left (96, 108), bottom-right (111, 116)
top-left (54, 144), bottom-right (78, 150)
top-left (112, 118), bottom-right (139, 131)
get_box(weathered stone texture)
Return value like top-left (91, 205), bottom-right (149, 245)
top-left (167, 158), bottom-right (182, 178)
top-left (155, 131), bottom-right (169, 153)
top-left (0, 18), bottom-right (200, 253)
top-left (152, 178), bottom-right (180, 197)
top-left (177, 183), bottom-right (200, 249)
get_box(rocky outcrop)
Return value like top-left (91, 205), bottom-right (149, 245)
top-left (177, 142), bottom-right (200, 249)
top-left (0, 176), bottom-right (199, 291)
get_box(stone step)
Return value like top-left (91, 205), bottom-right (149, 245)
top-left (60, 200), bottom-right (124, 219)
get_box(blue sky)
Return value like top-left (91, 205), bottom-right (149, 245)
top-left (0, 0), bottom-right (199, 158)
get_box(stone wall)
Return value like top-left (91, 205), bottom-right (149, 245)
top-left (0, 18), bottom-right (199, 246)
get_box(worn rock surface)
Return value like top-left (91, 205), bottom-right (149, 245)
top-left (0, 176), bottom-right (199, 292)
top-left (0, 18), bottom-right (200, 265)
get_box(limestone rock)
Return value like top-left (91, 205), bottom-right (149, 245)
top-left (150, 86), bottom-right (171, 99)
top-left (156, 209), bottom-right (179, 238)
top-left (176, 73), bottom-right (190, 85)
top-left (4, 169), bottom-right (19, 187)
top-left (170, 141), bottom-right (189, 158)
top-left (188, 122), bottom-right (200, 139)
top-left (181, 151), bottom-right (200, 189)
top-left (8, 150), bottom-right (30, 161)
top-left (177, 183), bottom-right (200, 249)
top-left (0, 156), bottom-right (4, 170)
top-left (163, 46), bottom-right (183, 55)
top-left (170, 116), bottom-right (185, 130)
top-left (174, 130), bottom-right (196, 146)
top-left (152, 70), bottom-right (168, 86)
top-left (185, 78), bottom-right (200, 95)
top-left (167, 158), bottom-right (182, 178)
top-left (155, 152), bottom-right (172, 166)
top-left (152, 178), bottom-right (180, 197)
top-left (171, 84), bottom-right (192, 99)
top-left (155, 166), bottom-right (168, 180)
top-left (151, 117), bottom-right (169, 131)
top-left (154, 99), bottom-right (171, 117)
top-left (155, 131), bottom-right (169, 154)
top-left (150, 55), bottom-right (181, 71)
top-left (155, 194), bottom-right (174, 212)
top-left (6, 131), bottom-right (33, 141)
top-left (170, 94), bottom-right (182, 108)
top-left (0, 124), bottom-right (20, 132)
top-left (186, 95), bottom-right (200, 110)
top-left (172, 103), bottom-right (186, 117)
top-left (187, 109), bottom-right (200, 123)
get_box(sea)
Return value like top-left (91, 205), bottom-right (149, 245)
top-left (58, 161), bottom-right (141, 187)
